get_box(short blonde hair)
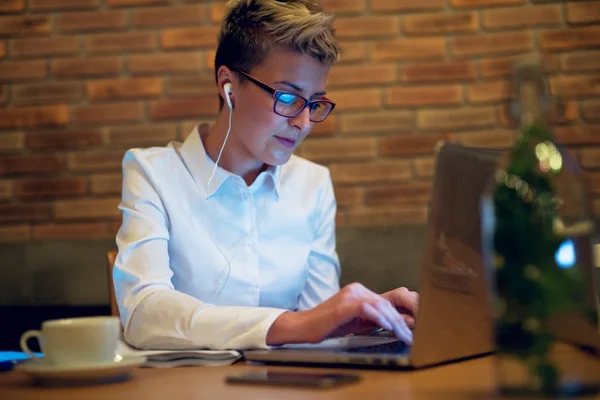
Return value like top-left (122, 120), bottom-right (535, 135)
top-left (214, 0), bottom-right (341, 108)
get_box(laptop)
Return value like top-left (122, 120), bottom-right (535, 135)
top-left (244, 141), bottom-right (501, 369)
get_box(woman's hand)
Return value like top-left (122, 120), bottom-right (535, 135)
top-left (380, 286), bottom-right (419, 328)
top-left (266, 283), bottom-right (414, 346)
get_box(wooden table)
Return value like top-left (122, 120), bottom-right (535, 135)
top-left (1, 344), bottom-right (599, 400)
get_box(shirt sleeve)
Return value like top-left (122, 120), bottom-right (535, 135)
top-left (296, 170), bottom-right (341, 311)
top-left (113, 151), bottom-right (287, 351)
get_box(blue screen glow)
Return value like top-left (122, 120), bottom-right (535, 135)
top-left (555, 239), bottom-right (576, 269)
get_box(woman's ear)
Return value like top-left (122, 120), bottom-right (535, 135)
top-left (217, 66), bottom-right (235, 108)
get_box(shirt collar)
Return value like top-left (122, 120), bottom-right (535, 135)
top-left (180, 123), bottom-right (281, 199)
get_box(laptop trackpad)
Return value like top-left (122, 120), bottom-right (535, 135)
top-left (277, 336), bottom-right (399, 350)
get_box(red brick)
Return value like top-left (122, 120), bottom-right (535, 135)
top-left (299, 138), bottom-right (376, 162)
top-left (107, 0), bottom-right (171, 6)
top-left (88, 77), bottom-right (162, 101)
top-left (53, 57), bottom-right (122, 78)
top-left (589, 173), bottom-right (600, 195)
top-left (582, 101), bottom-right (600, 122)
top-left (209, 3), bottom-right (225, 24)
top-left (560, 51), bottom-right (600, 73)
top-left (310, 115), bottom-right (337, 136)
top-left (480, 54), bottom-right (558, 78)
top-left (334, 186), bottom-right (364, 210)
top-left (72, 102), bottom-right (145, 125)
top-left (16, 177), bottom-right (87, 200)
top-left (567, 2), bottom-right (600, 25)
top-left (550, 75), bottom-right (600, 97)
top-left (340, 110), bottom-right (415, 134)
top-left (150, 97), bottom-right (217, 120)
top-left (329, 160), bottom-right (412, 185)
top-left (90, 173), bottom-right (122, 195)
top-left (370, 0), bottom-right (443, 12)
top-left (379, 133), bottom-right (456, 157)
top-left (553, 126), bottom-right (600, 146)
top-left (459, 129), bottom-right (515, 149)
top-left (85, 32), bottom-right (157, 54)
top-left (386, 84), bottom-right (462, 107)
top-left (12, 82), bottom-right (84, 105)
top-left (325, 88), bottom-right (381, 111)
top-left (340, 205), bottom-right (428, 227)
top-left (320, 0), bottom-right (366, 13)
top-left (372, 38), bottom-right (445, 61)
top-left (365, 183), bottom-right (431, 206)
top-left (452, 31), bottom-right (533, 58)
top-left (68, 150), bottom-right (125, 172)
top-left (499, 101), bottom-right (579, 127)
top-left (467, 81), bottom-right (510, 104)
top-left (204, 49), bottom-right (216, 69)
top-left (0, 0), bottom-right (25, 13)
top-left (580, 148), bottom-right (600, 169)
top-left (128, 52), bottom-right (203, 75)
top-left (166, 73), bottom-right (214, 97)
top-left (107, 124), bottom-right (177, 146)
top-left (58, 11), bottom-right (128, 33)
top-left (334, 16), bottom-right (399, 39)
top-left (33, 222), bottom-right (112, 240)
top-left (0, 154), bottom-right (65, 176)
top-left (0, 60), bottom-right (46, 81)
top-left (451, 0), bottom-right (525, 7)
top-left (0, 203), bottom-right (51, 222)
top-left (339, 41), bottom-right (368, 63)
top-left (404, 12), bottom-right (477, 35)
top-left (54, 198), bottom-right (121, 220)
top-left (26, 130), bottom-right (102, 150)
top-left (540, 26), bottom-right (600, 52)
top-left (0, 225), bottom-right (31, 243)
top-left (0, 85), bottom-right (6, 105)
top-left (134, 5), bottom-right (207, 27)
top-left (413, 157), bottom-right (435, 178)
top-left (483, 5), bottom-right (561, 30)
top-left (30, 0), bottom-right (98, 11)
top-left (401, 61), bottom-right (476, 83)
top-left (161, 26), bottom-right (219, 49)
top-left (0, 132), bottom-right (24, 152)
top-left (11, 36), bottom-right (80, 58)
top-left (554, 102), bottom-right (579, 124)
top-left (0, 180), bottom-right (12, 201)
top-left (0, 105), bottom-right (68, 129)
top-left (418, 107), bottom-right (497, 131)
top-left (0, 15), bottom-right (51, 37)
top-left (328, 64), bottom-right (396, 87)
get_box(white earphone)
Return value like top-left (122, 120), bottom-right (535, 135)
top-left (224, 83), bottom-right (232, 109)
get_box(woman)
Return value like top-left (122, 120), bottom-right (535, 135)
top-left (113, 0), bottom-right (418, 350)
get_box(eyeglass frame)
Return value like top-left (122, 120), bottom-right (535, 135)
top-left (230, 68), bottom-right (336, 123)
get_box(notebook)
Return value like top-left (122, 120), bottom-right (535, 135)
top-left (116, 340), bottom-right (242, 368)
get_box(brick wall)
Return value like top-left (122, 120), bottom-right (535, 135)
top-left (0, 0), bottom-right (599, 243)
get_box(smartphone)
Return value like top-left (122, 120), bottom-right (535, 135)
top-left (225, 370), bottom-right (361, 388)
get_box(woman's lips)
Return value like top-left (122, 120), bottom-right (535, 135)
top-left (275, 136), bottom-right (296, 148)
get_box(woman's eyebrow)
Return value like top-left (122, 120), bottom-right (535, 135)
top-left (274, 80), bottom-right (326, 96)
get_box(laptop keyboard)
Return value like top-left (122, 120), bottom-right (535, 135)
top-left (341, 341), bottom-right (410, 355)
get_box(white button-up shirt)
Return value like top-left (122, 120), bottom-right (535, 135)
top-left (113, 124), bottom-right (341, 350)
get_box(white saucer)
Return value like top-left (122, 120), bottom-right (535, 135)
top-left (15, 355), bottom-right (146, 384)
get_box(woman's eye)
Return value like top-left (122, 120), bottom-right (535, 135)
top-left (279, 93), bottom-right (297, 105)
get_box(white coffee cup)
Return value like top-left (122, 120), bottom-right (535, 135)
top-left (20, 316), bottom-right (120, 366)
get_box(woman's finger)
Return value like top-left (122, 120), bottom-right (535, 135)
top-left (382, 300), bottom-right (413, 344)
top-left (361, 302), bottom-right (394, 332)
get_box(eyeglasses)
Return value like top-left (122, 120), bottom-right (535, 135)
top-left (232, 69), bottom-right (335, 123)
